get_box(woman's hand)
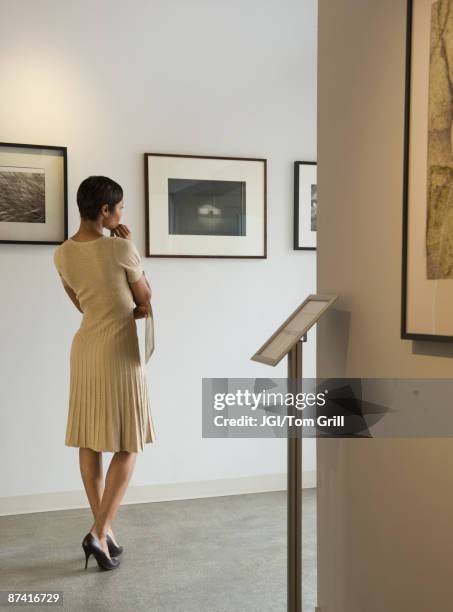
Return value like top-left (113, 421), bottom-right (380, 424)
top-left (110, 224), bottom-right (132, 240)
top-left (133, 303), bottom-right (151, 319)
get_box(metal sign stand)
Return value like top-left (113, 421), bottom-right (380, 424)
top-left (251, 294), bottom-right (338, 612)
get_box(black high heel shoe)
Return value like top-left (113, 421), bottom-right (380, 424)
top-left (82, 532), bottom-right (120, 571)
top-left (106, 533), bottom-right (124, 557)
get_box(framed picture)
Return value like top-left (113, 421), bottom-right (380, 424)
top-left (0, 142), bottom-right (67, 245)
top-left (401, 0), bottom-right (453, 341)
top-left (144, 152), bottom-right (267, 258)
top-left (294, 161), bottom-right (317, 250)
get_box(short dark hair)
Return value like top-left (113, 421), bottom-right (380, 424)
top-left (76, 176), bottom-right (123, 221)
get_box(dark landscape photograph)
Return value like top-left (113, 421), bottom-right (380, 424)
top-left (0, 168), bottom-right (45, 223)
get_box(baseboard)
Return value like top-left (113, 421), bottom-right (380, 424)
top-left (0, 470), bottom-right (316, 516)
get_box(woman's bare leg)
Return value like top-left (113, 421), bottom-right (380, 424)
top-left (90, 451), bottom-right (137, 554)
top-left (79, 448), bottom-right (125, 556)
top-left (79, 448), bottom-right (103, 509)
top-left (79, 448), bottom-right (111, 556)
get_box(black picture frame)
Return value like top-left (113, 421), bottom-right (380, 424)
top-left (144, 152), bottom-right (267, 259)
top-left (0, 141), bottom-right (68, 245)
top-left (401, 0), bottom-right (415, 340)
top-left (293, 160), bottom-right (317, 251)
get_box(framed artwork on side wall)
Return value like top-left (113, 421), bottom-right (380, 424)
top-left (144, 152), bottom-right (267, 258)
top-left (294, 160), bottom-right (317, 250)
top-left (402, 0), bottom-right (453, 341)
top-left (0, 142), bottom-right (67, 245)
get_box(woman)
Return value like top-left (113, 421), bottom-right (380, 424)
top-left (53, 175), bottom-right (156, 571)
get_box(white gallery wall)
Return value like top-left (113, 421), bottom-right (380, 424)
top-left (0, 0), bottom-right (318, 508)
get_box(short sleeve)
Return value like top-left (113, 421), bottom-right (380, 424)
top-left (114, 238), bottom-right (144, 283)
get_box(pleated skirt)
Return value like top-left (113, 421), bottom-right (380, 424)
top-left (65, 315), bottom-right (156, 452)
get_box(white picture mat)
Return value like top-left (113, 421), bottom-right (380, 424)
top-left (406, 0), bottom-right (450, 335)
top-left (0, 147), bottom-right (65, 241)
top-left (146, 155), bottom-right (265, 256)
top-left (297, 163), bottom-right (317, 248)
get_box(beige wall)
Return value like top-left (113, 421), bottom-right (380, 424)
top-left (317, 0), bottom-right (453, 610)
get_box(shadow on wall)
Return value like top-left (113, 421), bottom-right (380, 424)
top-left (317, 308), bottom-right (351, 378)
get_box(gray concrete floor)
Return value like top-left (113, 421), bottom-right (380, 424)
top-left (0, 489), bottom-right (317, 612)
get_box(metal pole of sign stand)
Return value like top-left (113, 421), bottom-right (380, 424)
top-left (287, 336), bottom-right (305, 612)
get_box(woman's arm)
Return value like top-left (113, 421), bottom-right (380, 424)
top-left (128, 272), bottom-right (151, 306)
top-left (143, 273), bottom-right (152, 295)
top-left (129, 272), bottom-right (152, 319)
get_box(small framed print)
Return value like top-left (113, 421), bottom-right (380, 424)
top-left (144, 152), bottom-right (267, 258)
top-left (0, 142), bottom-right (67, 245)
top-left (294, 160), bottom-right (317, 250)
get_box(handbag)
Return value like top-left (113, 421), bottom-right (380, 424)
top-left (144, 302), bottom-right (155, 363)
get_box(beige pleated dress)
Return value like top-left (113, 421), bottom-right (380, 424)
top-left (53, 235), bottom-right (156, 452)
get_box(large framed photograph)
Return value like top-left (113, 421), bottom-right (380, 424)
top-left (144, 152), bottom-right (267, 258)
top-left (402, 0), bottom-right (453, 341)
top-left (294, 161), bottom-right (317, 250)
top-left (0, 142), bottom-right (67, 245)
